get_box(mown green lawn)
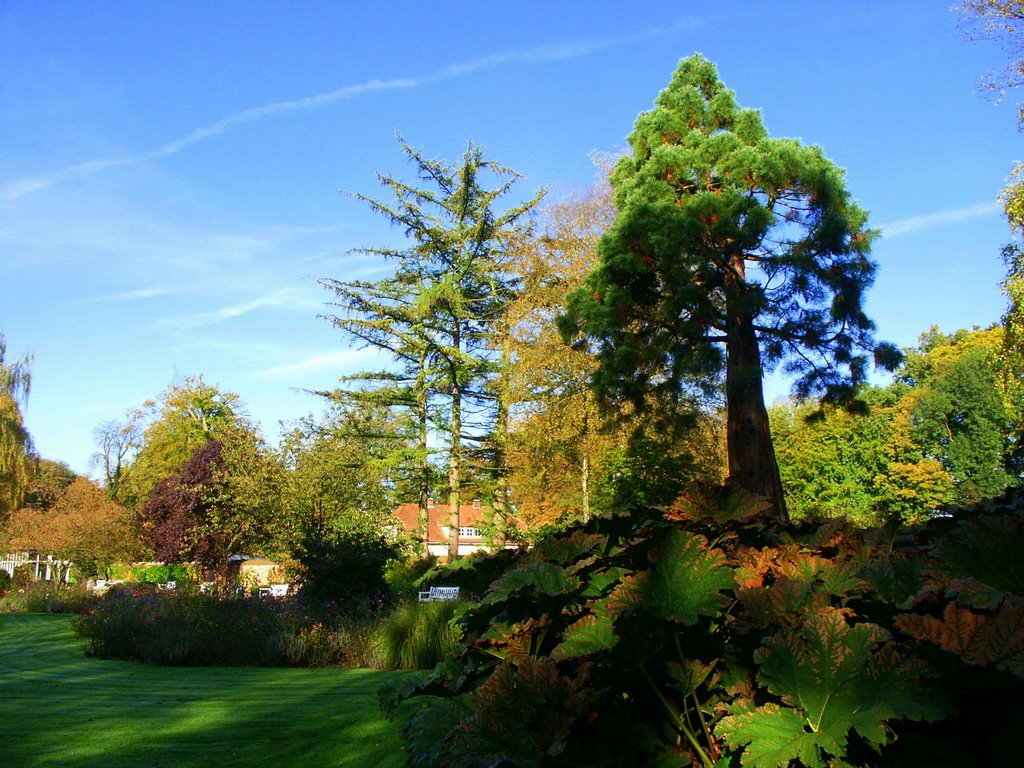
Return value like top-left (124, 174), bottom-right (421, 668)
top-left (0, 614), bottom-right (411, 768)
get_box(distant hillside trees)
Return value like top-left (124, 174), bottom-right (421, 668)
top-left (772, 325), bottom-right (1021, 524)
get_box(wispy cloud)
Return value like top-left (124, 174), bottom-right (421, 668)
top-left (0, 19), bottom-right (701, 201)
top-left (253, 348), bottom-right (380, 379)
top-left (879, 201), bottom-right (1001, 237)
top-left (155, 289), bottom-right (321, 331)
top-left (85, 287), bottom-right (173, 303)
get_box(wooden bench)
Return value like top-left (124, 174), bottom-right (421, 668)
top-left (418, 585), bottom-right (459, 602)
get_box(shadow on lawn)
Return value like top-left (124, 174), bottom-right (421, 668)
top-left (0, 614), bottom-right (409, 768)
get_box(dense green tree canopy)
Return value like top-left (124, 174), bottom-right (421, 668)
top-left (562, 55), bottom-right (896, 521)
top-left (121, 375), bottom-right (250, 510)
top-left (279, 401), bottom-right (408, 546)
top-left (140, 426), bottom-right (281, 576)
top-left (773, 325), bottom-right (1020, 525)
top-left (898, 326), bottom-right (1017, 503)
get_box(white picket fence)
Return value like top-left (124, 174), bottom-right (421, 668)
top-left (0, 552), bottom-right (70, 582)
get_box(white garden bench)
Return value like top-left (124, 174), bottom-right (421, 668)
top-left (418, 585), bottom-right (460, 602)
top-left (259, 583), bottom-right (290, 598)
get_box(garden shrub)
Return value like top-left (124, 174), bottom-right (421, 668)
top-left (297, 528), bottom-right (405, 607)
top-left (11, 564), bottom-right (36, 589)
top-left (76, 588), bottom-right (298, 665)
top-left (377, 599), bottom-right (464, 670)
top-left (131, 563), bottom-right (192, 584)
top-left (385, 555), bottom-right (438, 600)
top-left (0, 568), bottom-right (10, 593)
top-left (383, 483), bottom-right (1024, 768)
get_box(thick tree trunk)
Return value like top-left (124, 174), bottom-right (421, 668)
top-left (725, 262), bottom-right (789, 524)
top-left (490, 342), bottom-right (512, 550)
top-left (448, 378), bottom-right (462, 561)
top-left (580, 406), bottom-right (591, 522)
top-left (417, 352), bottom-right (430, 557)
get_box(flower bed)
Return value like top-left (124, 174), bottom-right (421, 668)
top-left (74, 585), bottom-right (381, 667)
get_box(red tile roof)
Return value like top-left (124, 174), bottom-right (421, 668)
top-left (392, 501), bottom-right (488, 544)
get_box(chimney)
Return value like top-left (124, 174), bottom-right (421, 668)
top-left (472, 498), bottom-right (481, 510)
top-left (427, 497), bottom-right (435, 509)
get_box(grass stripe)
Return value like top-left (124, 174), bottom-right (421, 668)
top-left (0, 614), bottom-right (410, 768)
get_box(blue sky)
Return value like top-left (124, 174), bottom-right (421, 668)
top-left (1, 1), bottom-right (1019, 476)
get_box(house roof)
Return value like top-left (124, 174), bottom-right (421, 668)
top-left (392, 501), bottom-right (488, 544)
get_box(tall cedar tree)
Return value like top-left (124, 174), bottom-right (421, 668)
top-left (320, 275), bottom-right (435, 553)
top-left (562, 56), bottom-right (898, 522)
top-left (328, 140), bottom-right (540, 558)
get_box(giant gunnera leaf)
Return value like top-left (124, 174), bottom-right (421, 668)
top-left (551, 613), bottom-right (618, 661)
top-left (605, 528), bottom-right (734, 624)
top-left (485, 561), bottom-right (580, 603)
top-left (717, 607), bottom-right (944, 767)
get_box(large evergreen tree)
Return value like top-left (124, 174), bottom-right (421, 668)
top-left (320, 273), bottom-right (436, 552)
top-left (325, 139), bottom-right (540, 557)
top-left (562, 55), bottom-right (897, 522)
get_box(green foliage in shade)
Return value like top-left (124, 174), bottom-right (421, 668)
top-left (296, 526), bottom-right (406, 605)
top-left (720, 610), bottom-right (944, 767)
top-left (0, 614), bottom-right (409, 768)
top-left (551, 613), bottom-right (617, 660)
top-left (385, 484), bottom-right (1024, 768)
top-left (605, 528), bottom-right (733, 623)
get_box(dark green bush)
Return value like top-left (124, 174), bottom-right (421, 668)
top-left (297, 528), bottom-right (404, 606)
top-left (385, 555), bottom-right (437, 600)
top-left (0, 568), bottom-right (11, 593)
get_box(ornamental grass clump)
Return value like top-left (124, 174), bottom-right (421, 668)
top-left (376, 599), bottom-right (463, 670)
